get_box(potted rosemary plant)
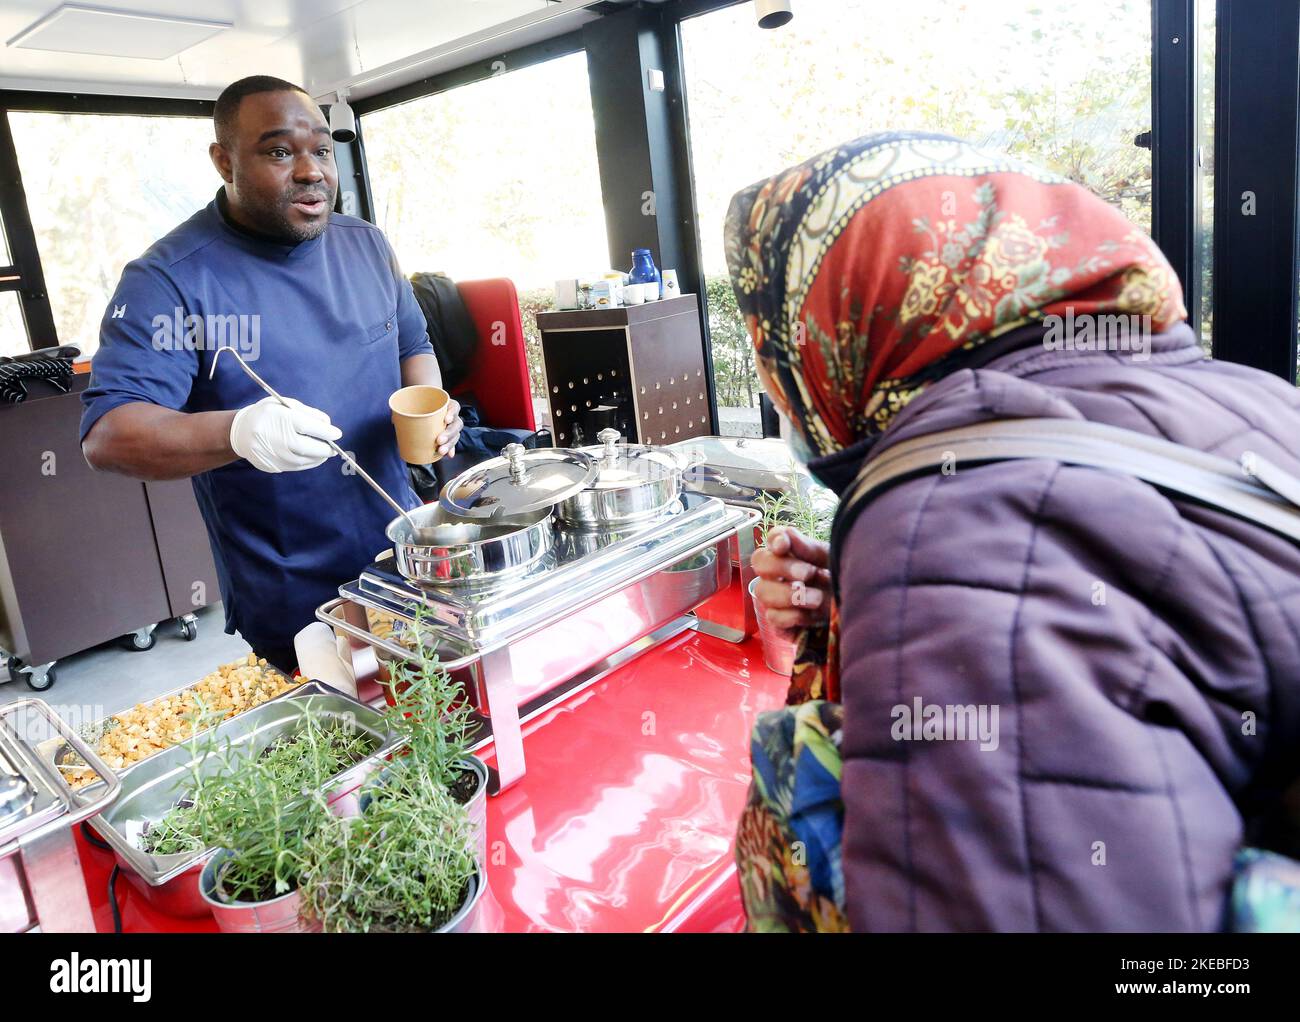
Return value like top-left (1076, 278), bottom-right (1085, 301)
top-left (185, 704), bottom-right (368, 932)
top-left (382, 604), bottom-right (489, 863)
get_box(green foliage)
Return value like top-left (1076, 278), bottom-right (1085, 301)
top-left (180, 703), bottom-right (370, 901)
top-left (300, 776), bottom-right (475, 933)
top-left (517, 286), bottom-right (555, 400)
top-left (382, 603), bottom-right (477, 792)
top-left (758, 470), bottom-right (835, 545)
top-left (705, 275), bottom-right (758, 410)
top-left (301, 605), bottom-right (478, 932)
top-left (143, 719), bottom-right (372, 859)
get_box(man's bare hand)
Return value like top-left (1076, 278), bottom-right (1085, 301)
top-left (752, 526), bottom-right (832, 636)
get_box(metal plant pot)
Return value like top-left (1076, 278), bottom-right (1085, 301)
top-left (439, 869), bottom-right (486, 932)
top-left (749, 576), bottom-right (798, 676)
top-left (199, 849), bottom-right (319, 933)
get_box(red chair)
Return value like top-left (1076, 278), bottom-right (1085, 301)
top-left (453, 278), bottom-right (537, 431)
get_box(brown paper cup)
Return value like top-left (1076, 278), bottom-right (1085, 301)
top-left (389, 385), bottom-right (450, 464)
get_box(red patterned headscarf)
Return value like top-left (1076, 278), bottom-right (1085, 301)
top-left (724, 132), bottom-right (1187, 704)
top-left (724, 131), bottom-right (1186, 459)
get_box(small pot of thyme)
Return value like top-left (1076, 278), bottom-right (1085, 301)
top-left (757, 466), bottom-right (835, 546)
top-left (300, 763), bottom-right (480, 933)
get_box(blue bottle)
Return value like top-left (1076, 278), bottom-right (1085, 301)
top-left (628, 248), bottom-right (661, 297)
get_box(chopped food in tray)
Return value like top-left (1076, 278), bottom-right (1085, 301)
top-left (60, 654), bottom-right (301, 790)
top-left (365, 606), bottom-right (427, 653)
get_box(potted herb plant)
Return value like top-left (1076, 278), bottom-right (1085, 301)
top-left (752, 470), bottom-right (836, 675)
top-left (296, 615), bottom-right (488, 933)
top-left (382, 604), bottom-right (489, 865)
top-left (299, 759), bottom-right (481, 932)
top-left (184, 704), bottom-right (367, 932)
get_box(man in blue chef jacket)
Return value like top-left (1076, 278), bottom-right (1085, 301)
top-left (80, 76), bottom-right (462, 672)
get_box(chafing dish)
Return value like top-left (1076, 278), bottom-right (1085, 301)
top-left (385, 444), bottom-right (598, 587)
top-left (670, 435), bottom-right (814, 509)
top-left (82, 682), bottom-right (401, 918)
top-left (1, 699), bottom-right (121, 932)
top-left (321, 490), bottom-right (758, 796)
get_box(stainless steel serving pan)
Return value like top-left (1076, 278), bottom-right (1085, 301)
top-left (559, 429), bottom-right (700, 527)
top-left (669, 435), bottom-right (815, 510)
top-left (84, 682), bottom-right (401, 918)
top-left (386, 503), bottom-right (553, 586)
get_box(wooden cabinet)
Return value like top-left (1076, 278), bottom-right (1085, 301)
top-left (536, 295), bottom-right (711, 447)
top-left (0, 377), bottom-right (218, 666)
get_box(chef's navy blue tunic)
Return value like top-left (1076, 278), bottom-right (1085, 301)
top-left (81, 195), bottom-right (433, 652)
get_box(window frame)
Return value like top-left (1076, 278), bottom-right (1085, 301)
top-left (0, 90), bottom-right (213, 354)
top-left (1208, 0), bottom-right (1300, 380)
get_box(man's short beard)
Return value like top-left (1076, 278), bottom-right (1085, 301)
top-left (241, 185), bottom-right (336, 243)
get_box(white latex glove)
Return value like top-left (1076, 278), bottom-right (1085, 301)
top-left (294, 621), bottom-right (357, 698)
top-left (229, 396), bottom-right (342, 473)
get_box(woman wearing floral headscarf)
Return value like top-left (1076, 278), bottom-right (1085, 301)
top-left (729, 131), bottom-right (1300, 932)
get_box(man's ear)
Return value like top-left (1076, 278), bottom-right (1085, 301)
top-left (209, 142), bottom-right (234, 184)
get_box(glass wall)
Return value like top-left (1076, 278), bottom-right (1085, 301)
top-left (8, 112), bottom-right (215, 358)
top-left (0, 292), bottom-right (25, 358)
top-left (0, 210), bottom-right (26, 357)
top-left (681, 0), bottom-right (1153, 434)
top-left (362, 51), bottom-right (609, 400)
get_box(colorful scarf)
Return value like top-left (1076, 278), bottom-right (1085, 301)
top-left (724, 130), bottom-right (1186, 701)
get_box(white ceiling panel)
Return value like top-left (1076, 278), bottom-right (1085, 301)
top-left (7, 5), bottom-right (232, 60)
top-left (0, 0), bottom-right (602, 101)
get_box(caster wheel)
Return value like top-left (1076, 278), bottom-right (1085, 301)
top-left (5, 656), bottom-right (21, 682)
top-left (180, 618), bottom-right (198, 642)
top-left (24, 664), bottom-right (55, 691)
top-left (120, 629), bottom-right (157, 652)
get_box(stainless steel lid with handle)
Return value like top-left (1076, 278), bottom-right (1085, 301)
top-left (582, 428), bottom-right (685, 487)
top-left (440, 443), bottom-right (597, 519)
top-left (557, 429), bottom-right (700, 527)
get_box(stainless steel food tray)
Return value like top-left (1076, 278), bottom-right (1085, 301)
top-left (37, 663), bottom-right (302, 782)
top-left (83, 682), bottom-right (401, 918)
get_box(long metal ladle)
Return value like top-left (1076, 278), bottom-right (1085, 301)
top-left (209, 346), bottom-right (422, 537)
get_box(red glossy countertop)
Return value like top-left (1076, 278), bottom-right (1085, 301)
top-left (74, 579), bottom-right (788, 933)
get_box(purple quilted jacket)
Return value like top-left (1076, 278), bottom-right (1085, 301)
top-left (833, 323), bottom-right (1300, 931)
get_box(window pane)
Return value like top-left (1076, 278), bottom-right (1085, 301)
top-left (9, 112), bottom-right (216, 359)
top-left (0, 211), bottom-right (10, 264)
top-left (362, 52), bottom-right (608, 401)
top-left (1, 291), bottom-right (27, 357)
top-left (682, 0), bottom-right (1153, 434)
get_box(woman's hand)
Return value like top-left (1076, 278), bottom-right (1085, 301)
top-left (752, 526), bottom-right (832, 635)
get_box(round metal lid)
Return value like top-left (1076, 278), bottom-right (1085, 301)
top-left (440, 443), bottom-right (597, 518)
top-left (579, 429), bottom-right (684, 489)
